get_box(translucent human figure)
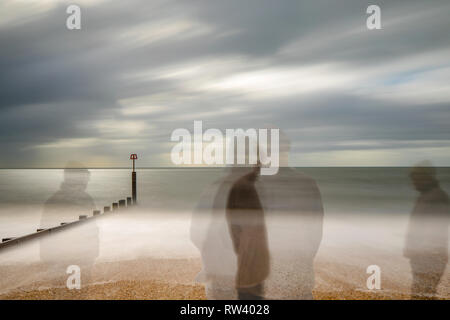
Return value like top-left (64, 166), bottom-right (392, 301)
top-left (226, 164), bottom-right (269, 300)
top-left (404, 161), bottom-right (449, 299)
top-left (258, 130), bottom-right (323, 299)
top-left (191, 129), bottom-right (324, 299)
top-left (39, 162), bottom-right (99, 298)
top-left (190, 137), bottom-right (264, 299)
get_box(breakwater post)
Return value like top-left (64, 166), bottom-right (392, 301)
top-left (130, 154), bottom-right (138, 204)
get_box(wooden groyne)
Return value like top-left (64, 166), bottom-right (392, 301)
top-left (0, 155), bottom-right (139, 251)
top-left (0, 197), bottom-right (135, 251)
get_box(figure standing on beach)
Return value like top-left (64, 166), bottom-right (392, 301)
top-left (404, 161), bottom-right (449, 299)
top-left (190, 167), bottom-right (241, 299)
top-left (39, 162), bottom-right (99, 296)
top-left (226, 165), bottom-right (270, 300)
top-left (191, 128), bottom-right (324, 300)
top-left (190, 135), bottom-right (266, 300)
top-left (258, 130), bottom-right (323, 299)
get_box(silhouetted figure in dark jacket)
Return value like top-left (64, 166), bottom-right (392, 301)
top-left (404, 161), bottom-right (449, 299)
top-left (190, 166), bottom-right (249, 299)
top-left (226, 166), bottom-right (270, 300)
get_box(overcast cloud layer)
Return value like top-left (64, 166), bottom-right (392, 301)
top-left (1, 0), bottom-right (450, 167)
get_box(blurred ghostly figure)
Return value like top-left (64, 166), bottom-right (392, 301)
top-left (404, 161), bottom-right (449, 299)
top-left (191, 166), bottom-right (261, 298)
top-left (39, 162), bottom-right (99, 296)
top-left (191, 129), bottom-right (323, 300)
top-left (258, 169), bottom-right (323, 299)
top-left (226, 165), bottom-right (269, 300)
top-left (191, 132), bottom-right (267, 299)
top-left (258, 130), bottom-right (323, 299)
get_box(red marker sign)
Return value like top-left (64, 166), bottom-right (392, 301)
top-left (130, 154), bottom-right (138, 171)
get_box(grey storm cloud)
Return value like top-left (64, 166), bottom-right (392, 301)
top-left (0, 0), bottom-right (449, 167)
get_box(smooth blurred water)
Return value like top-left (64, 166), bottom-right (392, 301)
top-left (1, 167), bottom-right (450, 238)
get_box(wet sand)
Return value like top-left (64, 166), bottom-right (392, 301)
top-left (1, 255), bottom-right (447, 300)
top-left (0, 280), bottom-right (410, 300)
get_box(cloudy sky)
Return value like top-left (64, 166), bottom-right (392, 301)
top-left (1, 0), bottom-right (449, 168)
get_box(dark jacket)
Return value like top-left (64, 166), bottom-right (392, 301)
top-left (226, 171), bottom-right (270, 288)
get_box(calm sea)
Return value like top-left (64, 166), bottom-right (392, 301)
top-left (0, 167), bottom-right (449, 248)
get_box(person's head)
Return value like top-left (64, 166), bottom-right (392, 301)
top-left (409, 160), bottom-right (438, 192)
top-left (63, 161), bottom-right (90, 190)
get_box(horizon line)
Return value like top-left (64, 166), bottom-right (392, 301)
top-left (1, 166), bottom-right (449, 169)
